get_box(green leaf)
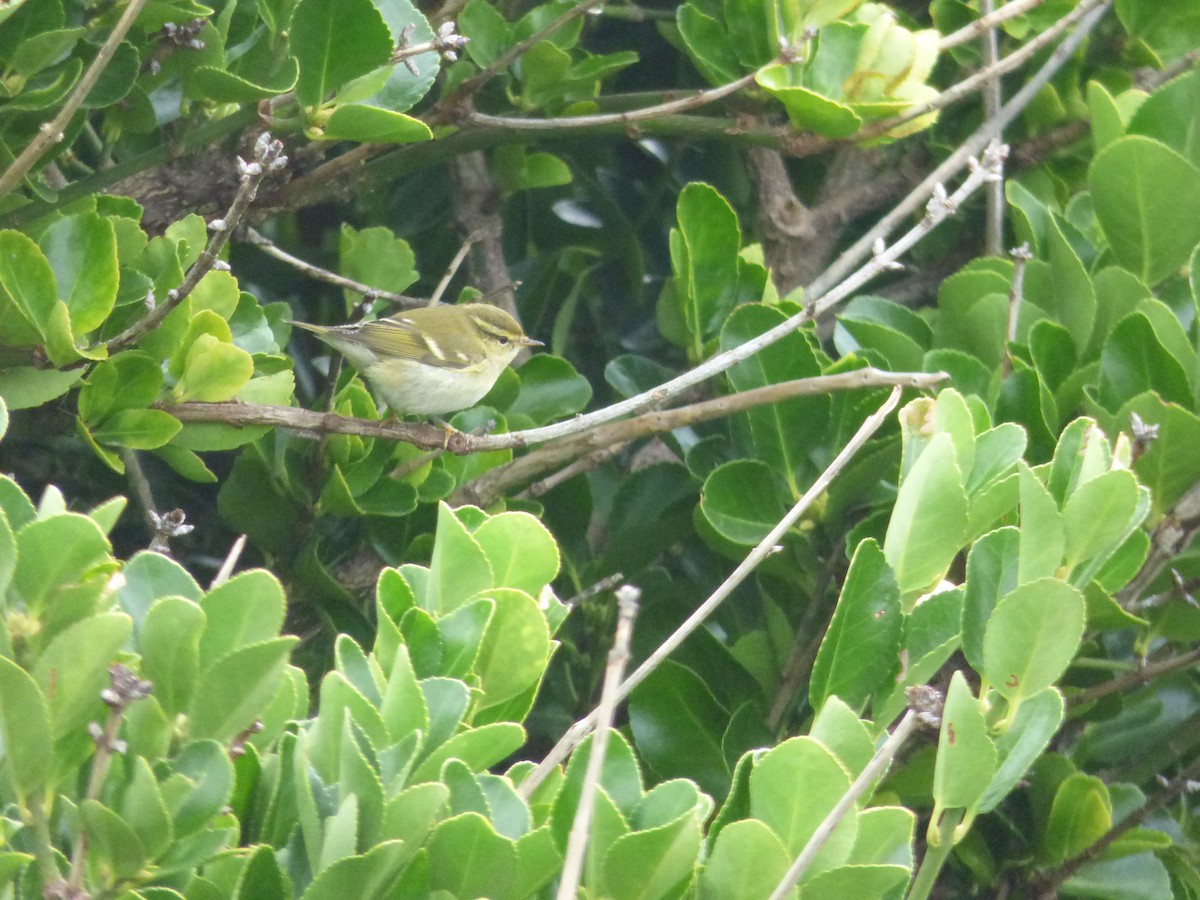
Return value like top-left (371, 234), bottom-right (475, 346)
top-left (700, 459), bottom-right (785, 545)
top-left (1017, 463), bottom-right (1064, 584)
top-left (983, 578), bottom-right (1085, 710)
top-left (1089, 136), bottom-right (1200, 285)
top-left (810, 539), bottom-right (902, 711)
top-left (320, 104), bottom-right (433, 142)
top-left (720, 304), bottom-right (828, 480)
top-left (187, 638), bottom-right (298, 742)
top-left (0, 366), bottom-right (84, 409)
top-left (198, 569), bottom-right (287, 664)
top-left (750, 737), bottom-right (855, 867)
top-left (672, 183), bottom-right (741, 346)
top-left (426, 502), bottom-right (493, 613)
top-left (39, 213), bottom-right (119, 339)
top-left (699, 819), bottom-right (793, 900)
top-left (292, 0), bottom-right (393, 107)
top-left (33, 612), bottom-right (131, 740)
top-left (1062, 469), bottom-right (1142, 572)
top-left (678, 4), bottom-right (742, 86)
top-left (961, 527), bottom-right (1020, 672)
top-left (0, 656), bottom-right (53, 799)
top-left (301, 839), bottom-right (410, 900)
top-left (472, 511), bottom-right (560, 595)
top-left (629, 661), bottom-right (731, 800)
top-left (472, 588), bottom-right (552, 710)
top-left (508, 355), bottom-right (593, 424)
top-left (1043, 773), bottom-right (1111, 863)
top-left (92, 408), bottom-right (181, 449)
top-left (81, 800), bottom-right (147, 878)
top-left (426, 813), bottom-right (518, 899)
top-left (602, 801), bottom-right (703, 900)
top-left (173, 334), bottom-right (255, 403)
top-left (338, 225), bottom-right (419, 301)
top-left (883, 432), bottom-right (968, 601)
top-left (1098, 312), bottom-right (1192, 411)
top-left (979, 688), bottom-right (1064, 813)
top-left (1128, 70), bottom-right (1200, 168)
top-left (1064, 851), bottom-right (1173, 900)
top-left (410, 722), bottom-right (526, 783)
top-left (552, 729), bottom-right (644, 845)
top-left (140, 597), bottom-right (206, 717)
top-left (932, 671), bottom-right (997, 815)
top-left (14, 512), bottom-right (111, 612)
top-left (0, 229), bottom-right (56, 347)
top-left (800, 865), bottom-right (911, 900)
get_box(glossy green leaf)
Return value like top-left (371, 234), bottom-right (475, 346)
top-left (508, 355), bottom-right (593, 425)
top-left (932, 671), bottom-right (996, 813)
top-left (979, 688), bottom-right (1064, 813)
top-left (602, 802), bottom-right (703, 900)
top-left (1043, 773), bottom-right (1111, 863)
top-left (320, 104), bottom-right (432, 142)
top-left (472, 588), bottom-right (552, 710)
top-left (0, 656), bottom-right (53, 798)
top-left (187, 638), bottom-right (298, 742)
top-left (1089, 136), bottom-right (1200, 286)
top-left (810, 539), bottom-right (902, 711)
top-left (198, 569), bottom-right (287, 664)
top-left (173, 335), bottom-right (255, 403)
top-left (426, 502), bottom-right (493, 613)
top-left (13, 512), bottom-right (111, 612)
top-left (698, 819), bottom-right (793, 900)
top-left (92, 408), bottom-right (181, 449)
top-left (961, 527), bottom-right (1020, 671)
top-left (629, 661), bottom-right (730, 800)
top-left (883, 432), bottom-right (968, 601)
top-left (1098, 312), bottom-right (1192, 411)
top-left (38, 212), bottom-right (118, 335)
top-left (750, 737), bottom-right (855, 868)
top-left (672, 183), bottom-right (741, 346)
top-left (426, 813), bottom-right (518, 898)
top-left (700, 456), bottom-right (786, 546)
top-left (982, 578), bottom-right (1085, 709)
top-left (292, 0), bottom-right (393, 107)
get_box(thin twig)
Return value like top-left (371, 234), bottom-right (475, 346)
top-left (244, 227), bottom-right (424, 308)
top-left (563, 572), bottom-right (627, 608)
top-left (210, 535), bottom-right (247, 589)
top-left (429, 232), bottom-right (479, 305)
top-left (807, 0), bottom-right (1110, 298)
top-left (1068, 647), bottom-right (1200, 708)
top-left (106, 134), bottom-right (288, 354)
top-left (465, 65), bottom-right (769, 131)
top-left (64, 666), bottom-right (153, 894)
top-left (120, 448), bottom-right (159, 533)
top-left (556, 585), bottom-right (640, 900)
top-left (980, 0), bottom-right (1005, 256)
top-left (520, 442), bottom-right (628, 499)
top-left (0, 0), bottom-right (150, 201)
top-left (769, 710), bottom-right (923, 899)
top-left (518, 386), bottom-right (904, 799)
top-left (1000, 243), bottom-right (1031, 377)
top-left (938, 0), bottom-right (1047, 50)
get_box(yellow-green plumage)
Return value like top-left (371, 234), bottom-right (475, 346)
top-left (290, 303), bottom-right (540, 415)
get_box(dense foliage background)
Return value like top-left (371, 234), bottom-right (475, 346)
top-left (1, 0), bottom-right (1200, 896)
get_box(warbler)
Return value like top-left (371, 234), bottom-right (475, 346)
top-left (290, 303), bottom-right (541, 415)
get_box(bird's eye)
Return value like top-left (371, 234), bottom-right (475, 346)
top-left (496, 335), bottom-right (510, 345)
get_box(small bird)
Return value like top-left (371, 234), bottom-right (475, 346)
top-left (290, 303), bottom-right (541, 415)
